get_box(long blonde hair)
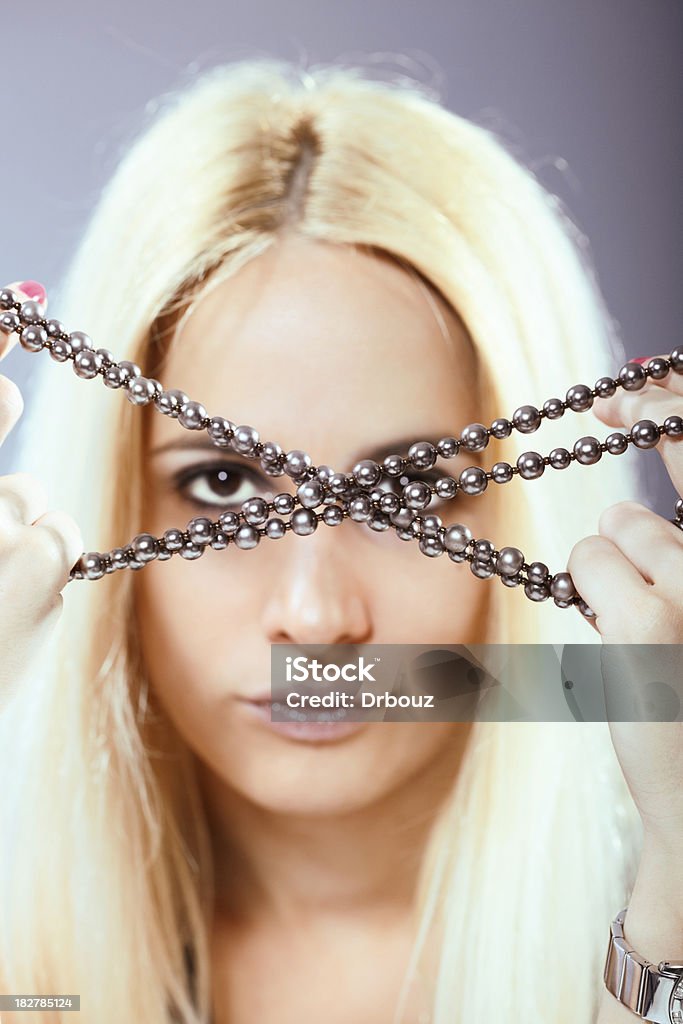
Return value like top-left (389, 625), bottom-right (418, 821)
top-left (0, 58), bottom-right (644, 1023)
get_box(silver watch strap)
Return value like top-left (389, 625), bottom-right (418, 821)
top-left (604, 908), bottom-right (683, 1023)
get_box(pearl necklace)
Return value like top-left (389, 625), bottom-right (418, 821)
top-left (2, 287), bottom-right (681, 619)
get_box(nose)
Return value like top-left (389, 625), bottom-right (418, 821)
top-left (261, 517), bottom-right (372, 646)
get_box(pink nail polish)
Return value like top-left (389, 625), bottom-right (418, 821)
top-left (629, 356), bottom-right (649, 365)
top-left (18, 280), bottom-right (47, 304)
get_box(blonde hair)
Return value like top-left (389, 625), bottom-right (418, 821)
top-left (0, 58), bottom-right (645, 1023)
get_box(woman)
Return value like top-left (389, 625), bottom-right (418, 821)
top-left (0, 59), bottom-right (680, 1024)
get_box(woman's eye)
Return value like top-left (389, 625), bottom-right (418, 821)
top-left (174, 462), bottom-right (268, 510)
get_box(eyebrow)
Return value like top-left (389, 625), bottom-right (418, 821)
top-left (150, 432), bottom-right (467, 466)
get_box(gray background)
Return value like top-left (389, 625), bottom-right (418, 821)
top-left (1, 0), bottom-right (681, 513)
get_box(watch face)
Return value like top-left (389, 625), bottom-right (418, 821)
top-left (670, 974), bottom-right (683, 1024)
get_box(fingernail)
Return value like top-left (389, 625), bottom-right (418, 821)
top-left (629, 356), bottom-right (649, 365)
top-left (18, 280), bottom-right (47, 304)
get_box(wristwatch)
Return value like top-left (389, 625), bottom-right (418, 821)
top-left (604, 908), bottom-right (683, 1023)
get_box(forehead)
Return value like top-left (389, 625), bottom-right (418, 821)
top-left (147, 237), bottom-right (479, 466)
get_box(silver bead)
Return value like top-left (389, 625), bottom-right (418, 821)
top-left (595, 377), bottom-right (617, 400)
top-left (19, 299), bottom-right (45, 324)
top-left (323, 505), bottom-right (344, 527)
top-left (19, 324), bottom-right (47, 352)
top-left (265, 518), bottom-right (287, 539)
top-left (273, 493), bottom-right (295, 516)
top-left (470, 559), bottom-right (495, 579)
top-left (0, 288), bottom-right (17, 309)
top-left (178, 400), bottom-right (207, 429)
top-left (157, 388), bottom-right (188, 415)
top-left (207, 416), bottom-right (234, 446)
top-left (348, 495), bottom-right (373, 522)
top-left (68, 330), bottom-right (94, 354)
top-left (80, 552), bottom-right (105, 580)
top-left (647, 356), bottom-right (670, 380)
top-left (187, 517), bottom-right (214, 545)
top-left (573, 436), bottom-right (602, 464)
top-left (73, 349), bottom-right (104, 379)
top-left (290, 509), bottom-right (318, 536)
top-left (605, 432), bottom-right (628, 455)
top-left (549, 447), bottom-right (571, 469)
top-left (408, 442), bottom-right (437, 469)
top-left (110, 548), bottom-right (129, 571)
top-left (524, 581), bottom-right (550, 601)
top-left (126, 376), bottom-right (157, 405)
top-left (232, 424), bottom-right (259, 455)
top-left (163, 528), bottom-right (185, 551)
top-left (234, 524), bottom-right (260, 549)
top-left (669, 347), bottom-right (683, 373)
top-left (630, 419), bottom-right (660, 449)
top-left (565, 384), bottom-right (593, 412)
top-left (490, 418), bottom-right (513, 439)
top-left (460, 423), bottom-right (489, 452)
top-left (543, 398), bottom-right (565, 419)
top-left (491, 462), bottom-right (513, 484)
top-left (0, 311), bottom-right (20, 334)
top-left (473, 539), bottom-right (495, 562)
top-left (458, 466), bottom-right (488, 495)
top-left (284, 449), bottom-right (312, 479)
top-left (210, 529), bottom-right (230, 550)
top-left (383, 454), bottom-right (405, 476)
top-left (180, 540), bottom-right (204, 560)
top-left (664, 415), bottom-right (683, 437)
top-left (527, 561), bottom-right (549, 584)
top-left (436, 437), bottom-right (460, 458)
top-left (353, 459), bottom-right (382, 488)
top-left (435, 475), bottom-right (457, 499)
top-left (218, 511), bottom-right (240, 535)
top-left (297, 479), bottom-right (324, 509)
top-left (132, 533), bottom-right (158, 562)
top-left (118, 359), bottom-right (142, 383)
top-left (496, 547), bottom-right (524, 575)
top-left (443, 523), bottom-right (472, 553)
top-left (550, 572), bottom-right (576, 600)
top-left (389, 506), bottom-right (415, 529)
top-left (45, 318), bottom-right (66, 338)
top-left (328, 473), bottom-right (350, 495)
top-left (49, 338), bottom-right (72, 362)
top-left (242, 498), bottom-right (269, 525)
top-left (367, 510), bottom-right (391, 532)
top-left (379, 491), bottom-right (400, 514)
top-left (103, 365), bottom-right (126, 389)
top-left (512, 405), bottom-right (541, 434)
top-left (403, 480), bottom-right (432, 509)
top-left (517, 452), bottom-right (545, 480)
top-left (421, 514), bottom-right (442, 537)
top-left (618, 362), bottom-right (647, 391)
top-left (419, 535), bottom-right (445, 557)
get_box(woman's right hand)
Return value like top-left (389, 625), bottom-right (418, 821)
top-left (0, 282), bottom-right (84, 708)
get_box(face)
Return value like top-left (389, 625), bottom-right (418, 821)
top-left (134, 235), bottom-right (494, 817)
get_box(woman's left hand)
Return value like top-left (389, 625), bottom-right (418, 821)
top-left (566, 355), bottom-right (683, 851)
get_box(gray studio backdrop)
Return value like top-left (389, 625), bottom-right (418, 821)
top-left (1, 1), bottom-right (681, 518)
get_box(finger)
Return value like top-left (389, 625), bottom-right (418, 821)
top-left (0, 281), bottom-right (48, 360)
top-left (0, 471), bottom-right (50, 527)
top-left (566, 533), bottom-right (652, 636)
top-left (0, 371), bottom-right (25, 448)
top-left (32, 508), bottom-right (86, 586)
top-left (592, 388), bottom-right (683, 496)
top-left (631, 354), bottom-right (683, 398)
top-left (598, 500), bottom-right (683, 593)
